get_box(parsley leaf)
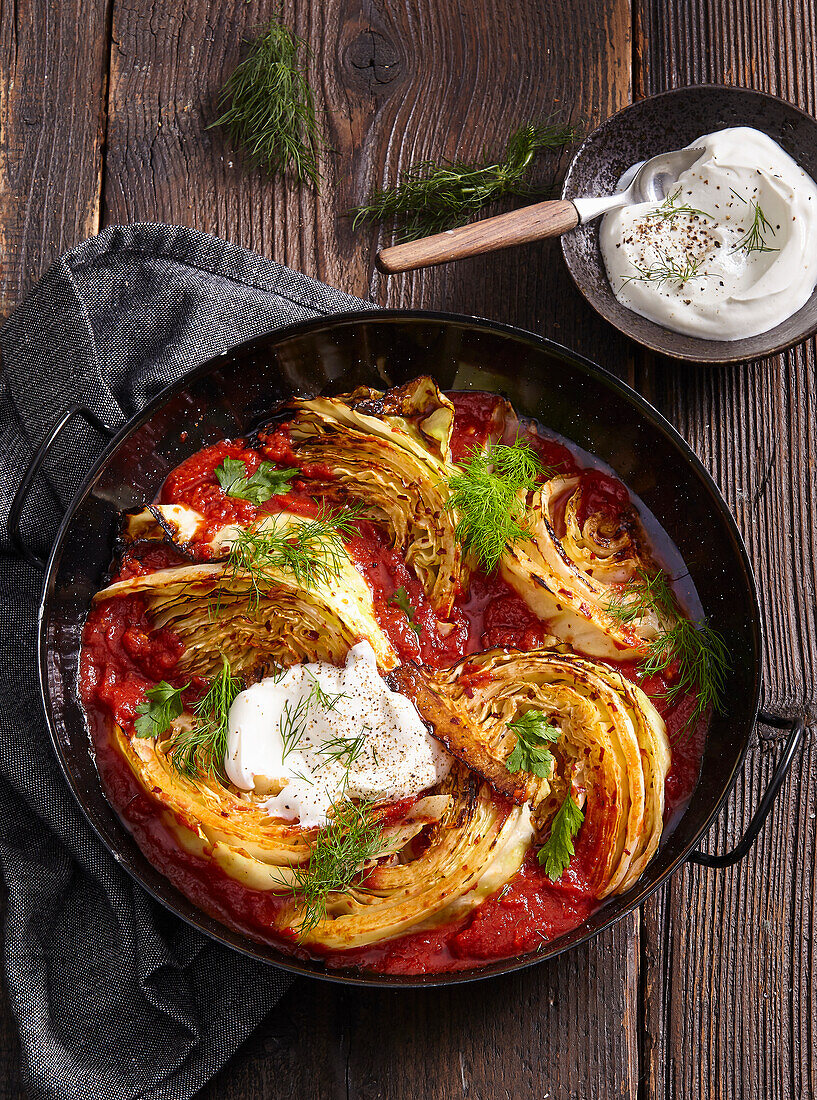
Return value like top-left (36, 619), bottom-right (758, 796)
top-left (389, 586), bottom-right (421, 637)
top-left (215, 457), bottom-right (297, 505)
top-left (134, 681), bottom-right (187, 739)
top-left (537, 793), bottom-right (584, 881)
top-left (505, 709), bottom-right (560, 778)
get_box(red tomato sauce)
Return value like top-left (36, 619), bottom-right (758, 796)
top-left (80, 390), bottom-right (708, 975)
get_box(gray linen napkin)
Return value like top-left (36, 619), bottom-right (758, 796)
top-left (0, 224), bottom-right (372, 1100)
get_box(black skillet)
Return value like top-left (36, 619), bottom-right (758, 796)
top-left (9, 311), bottom-right (805, 988)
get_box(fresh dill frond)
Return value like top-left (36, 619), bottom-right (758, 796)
top-left (506, 709), bottom-right (560, 779)
top-left (279, 694), bottom-right (311, 760)
top-left (643, 619), bottom-right (731, 723)
top-left (215, 457), bottom-right (297, 505)
top-left (134, 681), bottom-right (187, 739)
top-left (168, 655), bottom-right (243, 779)
top-left (210, 19), bottom-right (324, 184)
top-left (603, 567), bottom-right (676, 627)
top-left (447, 440), bottom-right (549, 571)
top-left (620, 247), bottom-right (711, 289)
top-left (303, 668), bottom-right (347, 713)
top-left (730, 199), bottom-right (779, 255)
top-left (538, 792), bottom-right (584, 881)
top-left (645, 186), bottom-right (713, 225)
top-left (227, 509), bottom-right (361, 605)
top-left (313, 734), bottom-right (367, 771)
top-left (389, 586), bottom-right (421, 637)
top-left (290, 799), bottom-right (386, 937)
top-left (351, 120), bottom-right (579, 241)
top-left (278, 673), bottom-right (350, 761)
top-left (604, 568), bottom-right (730, 733)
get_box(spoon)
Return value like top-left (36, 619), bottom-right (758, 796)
top-left (376, 145), bottom-right (705, 275)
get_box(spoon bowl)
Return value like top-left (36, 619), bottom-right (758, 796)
top-left (571, 145), bottom-right (704, 223)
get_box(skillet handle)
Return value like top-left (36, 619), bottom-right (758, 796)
top-left (9, 404), bottom-right (112, 570)
top-left (688, 709), bottom-right (806, 869)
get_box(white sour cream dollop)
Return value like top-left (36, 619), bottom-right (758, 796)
top-left (224, 641), bottom-right (451, 828)
top-left (600, 127), bottom-right (817, 339)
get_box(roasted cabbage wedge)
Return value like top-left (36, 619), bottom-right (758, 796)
top-left (500, 477), bottom-right (670, 660)
top-left (386, 662), bottom-right (552, 807)
top-left (266, 377), bottom-right (466, 616)
top-left (114, 718), bottom-right (532, 950)
top-left (425, 648), bottom-right (671, 899)
top-left (96, 512), bottom-right (399, 679)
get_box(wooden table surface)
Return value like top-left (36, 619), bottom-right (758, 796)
top-left (1, 1), bottom-right (815, 1097)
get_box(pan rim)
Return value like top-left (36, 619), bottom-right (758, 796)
top-left (36, 307), bottom-right (763, 987)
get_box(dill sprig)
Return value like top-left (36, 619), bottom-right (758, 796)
top-left (538, 792), bottom-right (584, 881)
top-left (278, 672), bottom-right (350, 761)
top-left (168, 655), bottom-right (244, 779)
top-left (279, 695), bottom-right (311, 761)
top-left (227, 509), bottom-right (361, 605)
top-left (645, 186), bottom-right (712, 224)
top-left (210, 19), bottom-right (324, 184)
top-left (730, 199), bottom-right (779, 255)
top-left (603, 568), bottom-right (677, 626)
top-left (313, 733), bottom-right (367, 772)
top-left (620, 247), bottom-right (711, 289)
top-left (351, 121), bottom-right (579, 241)
top-left (604, 568), bottom-right (730, 733)
top-left (447, 440), bottom-right (551, 571)
top-left (506, 710), bottom-right (560, 779)
top-left (290, 799), bottom-right (386, 937)
top-left (303, 668), bottom-right (347, 713)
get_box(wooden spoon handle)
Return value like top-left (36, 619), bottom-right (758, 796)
top-left (376, 199), bottom-right (579, 274)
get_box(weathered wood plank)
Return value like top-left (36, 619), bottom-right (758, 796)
top-left (0, 0), bottom-right (111, 320)
top-left (102, 1), bottom-right (642, 1097)
top-left (104, 0), bottom-right (634, 373)
top-left (634, 3), bottom-right (817, 1097)
top-left (0, 1), bottom-right (111, 1095)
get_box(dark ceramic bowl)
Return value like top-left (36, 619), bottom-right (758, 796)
top-left (561, 85), bottom-right (817, 363)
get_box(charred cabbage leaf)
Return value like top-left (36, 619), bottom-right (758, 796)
top-left (427, 647), bottom-right (671, 898)
top-left (500, 476), bottom-right (669, 660)
top-left (270, 377), bottom-right (466, 616)
top-left (95, 511), bottom-right (399, 681)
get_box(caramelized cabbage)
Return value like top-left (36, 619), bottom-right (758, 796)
top-left (386, 662), bottom-right (551, 806)
top-left (500, 478), bottom-right (666, 660)
top-left (114, 718), bottom-right (529, 949)
top-left (427, 648), bottom-right (671, 898)
top-left (276, 377), bottom-right (466, 616)
top-left (95, 512), bottom-right (398, 680)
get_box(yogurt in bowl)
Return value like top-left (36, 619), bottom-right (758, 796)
top-left (599, 127), bottom-right (817, 340)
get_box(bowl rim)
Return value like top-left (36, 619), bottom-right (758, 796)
top-left (38, 307), bottom-right (762, 987)
top-left (561, 82), bottom-right (817, 363)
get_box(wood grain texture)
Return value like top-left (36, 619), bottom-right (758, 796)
top-left (103, 0), bottom-right (633, 371)
top-left (634, 3), bottom-right (817, 1098)
top-left (0, 1), bottom-right (111, 1094)
top-left (199, 924), bottom-right (640, 1100)
top-left (0, 0), bottom-right (111, 320)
